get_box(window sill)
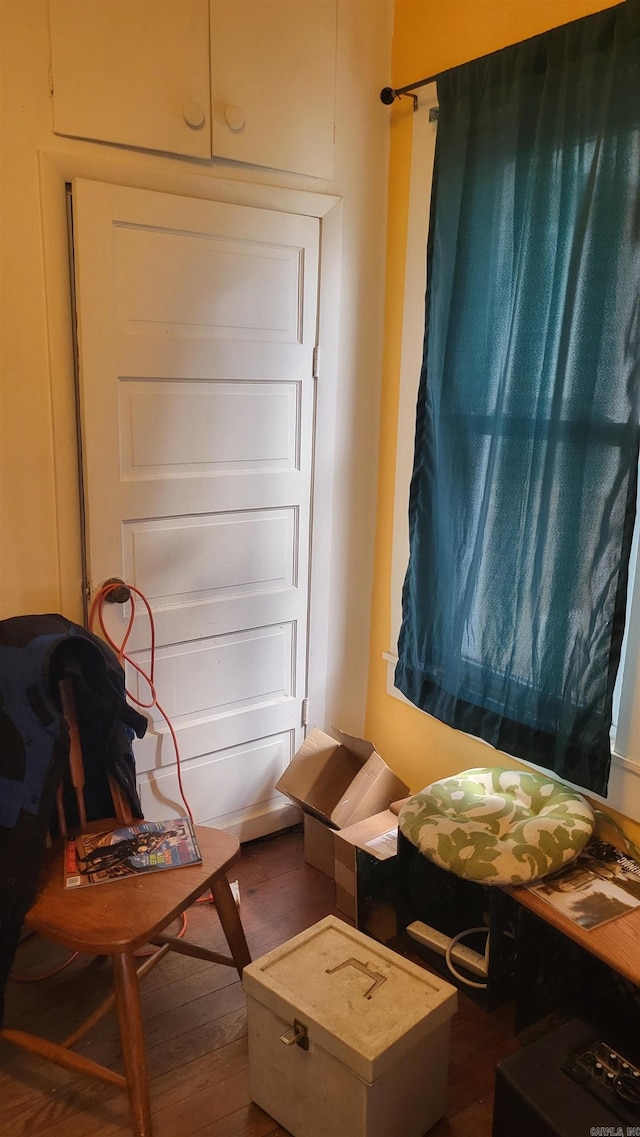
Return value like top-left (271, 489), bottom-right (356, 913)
top-left (383, 652), bottom-right (640, 822)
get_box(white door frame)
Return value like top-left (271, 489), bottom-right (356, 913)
top-left (38, 143), bottom-right (343, 736)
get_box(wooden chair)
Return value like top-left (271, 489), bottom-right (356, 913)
top-left (1, 679), bottom-right (251, 1137)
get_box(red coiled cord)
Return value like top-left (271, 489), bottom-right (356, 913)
top-left (89, 581), bottom-right (194, 829)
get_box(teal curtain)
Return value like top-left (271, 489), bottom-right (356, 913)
top-left (395, 1), bottom-right (640, 796)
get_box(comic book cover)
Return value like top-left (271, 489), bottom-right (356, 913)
top-left (64, 817), bottom-right (202, 888)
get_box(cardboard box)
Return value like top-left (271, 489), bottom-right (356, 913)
top-left (334, 810), bottom-right (399, 921)
top-left (243, 915), bottom-right (458, 1137)
top-left (303, 813), bottom-right (337, 877)
top-left (275, 729), bottom-right (410, 876)
top-left (390, 797), bottom-right (411, 815)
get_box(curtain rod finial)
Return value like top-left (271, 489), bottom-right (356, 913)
top-left (380, 86), bottom-right (418, 110)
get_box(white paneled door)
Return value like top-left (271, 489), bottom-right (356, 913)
top-left (72, 179), bottom-right (319, 838)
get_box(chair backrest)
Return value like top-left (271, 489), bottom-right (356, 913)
top-left (53, 678), bottom-right (136, 839)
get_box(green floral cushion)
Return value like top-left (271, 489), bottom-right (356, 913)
top-left (398, 767), bottom-right (595, 885)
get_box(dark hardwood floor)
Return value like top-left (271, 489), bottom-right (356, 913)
top-left (0, 826), bottom-right (520, 1136)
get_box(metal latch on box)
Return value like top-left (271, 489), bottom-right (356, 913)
top-left (280, 1019), bottom-right (309, 1050)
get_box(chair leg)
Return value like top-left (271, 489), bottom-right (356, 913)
top-left (113, 950), bottom-right (153, 1137)
top-left (210, 875), bottom-right (251, 976)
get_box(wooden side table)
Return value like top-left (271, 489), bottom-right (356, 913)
top-left (504, 883), bottom-right (640, 1040)
top-left (505, 882), bottom-right (640, 988)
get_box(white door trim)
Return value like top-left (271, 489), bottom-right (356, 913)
top-left (38, 143), bottom-right (343, 744)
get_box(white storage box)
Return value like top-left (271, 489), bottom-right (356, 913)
top-left (242, 915), bottom-right (458, 1137)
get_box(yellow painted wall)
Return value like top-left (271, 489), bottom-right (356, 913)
top-left (365, 0), bottom-right (640, 845)
top-left (0, 3), bottom-right (64, 615)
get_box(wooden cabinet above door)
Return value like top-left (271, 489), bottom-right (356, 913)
top-left (49, 0), bottom-right (337, 178)
top-left (49, 1), bottom-right (212, 160)
top-left (209, 1), bottom-right (336, 179)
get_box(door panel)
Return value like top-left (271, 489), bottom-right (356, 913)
top-left (136, 732), bottom-right (294, 830)
top-left (114, 224), bottom-right (304, 341)
top-left (73, 179), bottom-right (318, 837)
top-left (133, 623), bottom-right (295, 726)
top-left (121, 510), bottom-right (297, 602)
top-left (119, 381), bottom-right (299, 475)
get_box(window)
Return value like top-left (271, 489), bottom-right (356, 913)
top-left (387, 79), bottom-right (640, 819)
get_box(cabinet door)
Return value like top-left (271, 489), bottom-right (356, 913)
top-left (49, 0), bottom-right (211, 159)
top-left (210, 0), bottom-right (337, 179)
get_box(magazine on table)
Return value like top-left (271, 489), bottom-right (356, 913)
top-left (64, 817), bottom-right (202, 888)
top-left (527, 839), bottom-right (640, 931)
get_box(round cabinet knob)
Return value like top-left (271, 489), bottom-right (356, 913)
top-left (183, 101), bottom-right (206, 129)
top-left (224, 104), bottom-right (245, 132)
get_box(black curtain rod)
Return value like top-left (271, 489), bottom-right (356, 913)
top-left (380, 73), bottom-right (438, 107)
top-left (380, 0), bottom-right (625, 109)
